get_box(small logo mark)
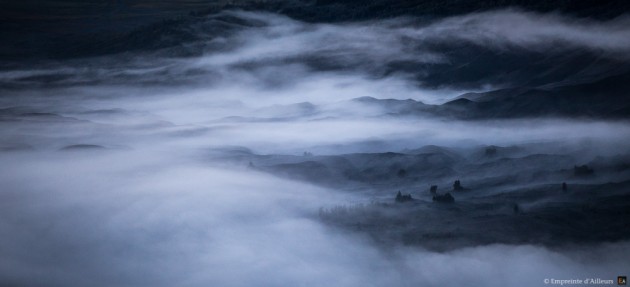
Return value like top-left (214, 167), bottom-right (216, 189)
top-left (618, 276), bottom-right (627, 285)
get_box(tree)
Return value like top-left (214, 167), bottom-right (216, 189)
top-left (395, 191), bottom-right (413, 203)
top-left (453, 180), bottom-right (463, 191)
top-left (433, 192), bottom-right (454, 203)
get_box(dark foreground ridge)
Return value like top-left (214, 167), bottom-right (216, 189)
top-left (319, 180), bottom-right (630, 251)
top-left (213, 143), bottom-right (630, 251)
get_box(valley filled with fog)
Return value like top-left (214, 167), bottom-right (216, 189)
top-left (1, 4), bottom-right (630, 287)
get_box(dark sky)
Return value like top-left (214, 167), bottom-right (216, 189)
top-left (0, 1), bottom-right (218, 20)
top-left (0, 0), bottom-right (230, 60)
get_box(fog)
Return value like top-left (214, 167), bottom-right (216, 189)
top-left (5, 9), bottom-right (630, 90)
top-left (1, 8), bottom-right (629, 287)
top-left (1, 151), bottom-right (628, 287)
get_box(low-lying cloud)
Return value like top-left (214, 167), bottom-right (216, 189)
top-left (1, 7), bottom-right (630, 287)
top-left (418, 9), bottom-right (630, 56)
top-left (1, 151), bottom-right (628, 287)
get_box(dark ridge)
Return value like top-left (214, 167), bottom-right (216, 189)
top-left (350, 70), bottom-right (630, 119)
top-left (1, 144), bottom-right (34, 152)
top-left (442, 98), bottom-right (473, 106)
top-left (449, 71), bottom-right (630, 119)
top-left (59, 144), bottom-right (106, 151)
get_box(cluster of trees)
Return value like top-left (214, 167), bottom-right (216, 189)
top-left (395, 191), bottom-right (413, 202)
top-left (393, 180), bottom-right (464, 204)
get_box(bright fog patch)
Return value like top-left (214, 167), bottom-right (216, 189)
top-left (0, 151), bottom-right (628, 287)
